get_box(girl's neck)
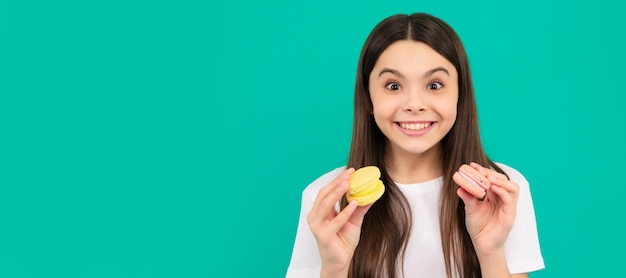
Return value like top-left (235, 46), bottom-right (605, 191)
top-left (385, 144), bottom-right (443, 184)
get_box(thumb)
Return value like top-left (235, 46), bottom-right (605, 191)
top-left (347, 202), bottom-right (373, 227)
top-left (457, 187), bottom-right (480, 212)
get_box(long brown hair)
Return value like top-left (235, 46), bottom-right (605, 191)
top-left (341, 13), bottom-right (507, 278)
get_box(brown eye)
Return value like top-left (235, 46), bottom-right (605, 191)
top-left (385, 82), bottom-right (401, 91)
top-left (428, 81), bottom-right (443, 90)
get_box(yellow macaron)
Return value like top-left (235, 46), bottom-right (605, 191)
top-left (346, 166), bottom-right (385, 206)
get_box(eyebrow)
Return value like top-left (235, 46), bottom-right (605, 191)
top-left (378, 66), bottom-right (450, 79)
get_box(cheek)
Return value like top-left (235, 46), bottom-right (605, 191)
top-left (370, 91), bottom-right (394, 116)
top-left (435, 95), bottom-right (458, 121)
top-left (372, 101), bottom-right (400, 124)
top-left (371, 95), bottom-right (399, 131)
top-left (446, 100), bottom-right (458, 119)
top-left (372, 104), bottom-right (390, 126)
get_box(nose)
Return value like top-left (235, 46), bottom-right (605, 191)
top-left (403, 89), bottom-right (426, 113)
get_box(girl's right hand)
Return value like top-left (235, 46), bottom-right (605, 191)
top-left (306, 168), bottom-right (373, 277)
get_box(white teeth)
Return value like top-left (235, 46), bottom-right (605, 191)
top-left (400, 122), bottom-right (431, 130)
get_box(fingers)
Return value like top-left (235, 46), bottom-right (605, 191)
top-left (467, 163), bottom-right (519, 216)
top-left (486, 174), bottom-right (519, 209)
top-left (329, 200), bottom-right (359, 232)
top-left (487, 174), bottom-right (518, 195)
top-left (307, 168), bottom-right (355, 230)
top-left (347, 203), bottom-right (373, 227)
top-left (316, 168), bottom-right (355, 205)
top-left (309, 168), bottom-right (354, 216)
top-left (463, 163), bottom-right (519, 208)
top-left (457, 187), bottom-right (479, 209)
top-left (307, 168), bottom-right (373, 249)
top-left (468, 162), bottom-right (517, 195)
top-left (469, 162), bottom-right (507, 181)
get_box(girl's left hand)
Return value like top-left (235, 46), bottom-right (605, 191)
top-left (454, 162), bottom-right (519, 255)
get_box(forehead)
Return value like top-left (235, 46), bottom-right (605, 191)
top-left (372, 40), bottom-right (457, 79)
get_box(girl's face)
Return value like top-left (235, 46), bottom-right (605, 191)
top-left (369, 40), bottom-right (458, 159)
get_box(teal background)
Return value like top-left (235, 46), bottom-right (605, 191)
top-left (1, 0), bottom-right (625, 277)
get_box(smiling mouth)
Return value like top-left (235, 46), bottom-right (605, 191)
top-left (398, 122), bottom-right (433, 130)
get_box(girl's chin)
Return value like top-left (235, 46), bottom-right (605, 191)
top-left (389, 143), bottom-right (441, 157)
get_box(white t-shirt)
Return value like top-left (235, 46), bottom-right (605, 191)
top-left (285, 163), bottom-right (545, 277)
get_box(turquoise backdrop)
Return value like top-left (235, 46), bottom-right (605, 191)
top-left (1, 0), bottom-right (625, 277)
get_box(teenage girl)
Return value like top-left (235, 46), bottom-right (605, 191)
top-left (286, 13), bottom-right (544, 278)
